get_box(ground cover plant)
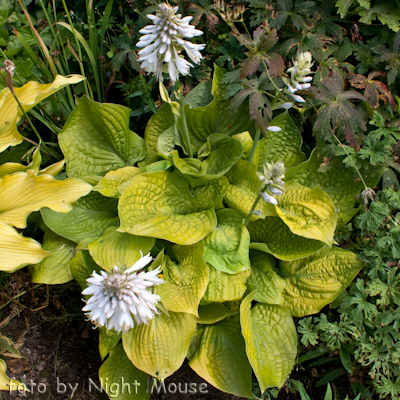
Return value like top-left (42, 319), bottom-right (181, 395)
top-left (0, 0), bottom-right (400, 399)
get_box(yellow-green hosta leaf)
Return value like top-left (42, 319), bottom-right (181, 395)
top-left (0, 222), bottom-right (49, 272)
top-left (233, 131), bottom-right (253, 160)
top-left (188, 315), bottom-right (255, 398)
top-left (122, 311), bottom-right (197, 379)
top-left (118, 171), bottom-right (216, 245)
top-left (154, 243), bottom-right (208, 316)
top-left (0, 75), bottom-right (85, 152)
top-left (286, 149), bottom-right (385, 224)
top-left (197, 303), bottom-right (239, 324)
top-left (200, 264), bottom-right (250, 305)
top-left (31, 230), bottom-right (75, 284)
top-left (0, 146), bottom-right (42, 178)
top-left (41, 192), bottom-right (119, 243)
top-left (279, 246), bottom-right (363, 317)
top-left (93, 167), bottom-right (140, 198)
top-left (157, 125), bottom-right (176, 154)
top-left (225, 160), bottom-right (276, 220)
top-left (99, 344), bottom-right (150, 400)
top-left (247, 250), bottom-right (286, 304)
top-left (254, 111), bottom-right (305, 171)
top-left (248, 217), bottom-right (326, 260)
top-left (275, 182), bottom-right (337, 246)
top-left (0, 170), bottom-right (92, 228)
top-left (0, 359), bottom-right (29, 392)
top-left (59, 95), bottom-right (146, 178)
top-left (203, 209), bottom-right (250, 274)
top-left (240, 293), bottom-right (297, 392)
top-left (88, 227), bottom-right (155, 272)
top-left (38, 159), bottom-right (65, 176)
top-left (70, 249), bottom-right (101, 290)
top-left (98, 327), bottom-right (122, 361)
top-left (191, 176), bottom-right (229, 211)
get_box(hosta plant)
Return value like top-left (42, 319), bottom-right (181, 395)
top-left (32, 65), bottom-right (385, 398)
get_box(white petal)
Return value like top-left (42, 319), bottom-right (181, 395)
top-left (267, 126), bottom-right (282, 132)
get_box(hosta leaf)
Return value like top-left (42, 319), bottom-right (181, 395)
top-left (253, 111), bottom-right (305, 171)
top-left (275, 182), bottom-right (337, 246)
top-left (240, 293), bottom-right (297, 392)
top-left (232, 131), bottom-right (253, 160)
top-left (0, 359), bottom-right (28, 392)
top-left (279, 246), bottom-right (363, 317)
top-left (154, 243), bottom-right (208, 316)
top-left (286, 149), bottom-right (385, 224)
top-left (0, 74), bottom-right (85, 152)
top-left (200, 264), bottom-right (250, 305)
top-left (59, 95), bottom-right (146, 178)
top-left (0, 170), bottom-right (92, 228)
top-left (224, 160), bottom-right (276, 220)
top-left (122, 311), bottom-right (197, 379)
top-left (203, 209), bottom-right (250, 274)
top-left (93, 167), bottom-right (140, 198)
top-left (0, 147), bottom-right (41, 178)
top-left (157, 125), bottom-right (176, 155)
top-left (118, 171), bottom-right (216, 245)
top-left (41, 192), bottom-right (119, 243)
top-left (188, 315), bottom-right (254, 398)
top-left (31, 230), bottom-right (75, 284)
top-left (88, 227), bottom-right (155, 272)
top-left (248, 217), bottom-right (326, 260)
top-left (247, 250), bottom-right (286, 304)
top-left (70, 249), bottom-right (101, 290)
top-left (191, 176), bottom-right (229, 211)
top-left (98, 327), bottom-right (122, 361)
top-left (99, 344), bottom-right (150, 400)
top-left (198, 303), bottom-right (239, 324)
top-left (0, 222), bottom-right (49, 272)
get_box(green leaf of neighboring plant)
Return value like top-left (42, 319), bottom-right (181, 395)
top-left (253, 111), bottom-right (305, 171)
top-left (0, 170), bottom-right (92, 228)
top-left (154, 243), bottom-right (208, 316)
top-left (203, 209), bottom-right (250, 274)
top-left (275, 182), bottom-right (337, 246)
top-left (70, 249), bottom-right (101, 290)
top-left (0, 359), bottom-right (28, 392)
top-left (88, 227), bottom-right (155, 272)
top-left (31, 230), bottom-right (75, 284)
top-left (286, 149), bottom-right (385, 224)
top-left (41, 192), bottom-right (119, 243)
top-left (0, 334), bottom-right (21, 358)
top-left (200, 264), bottom-right (250, 305)
top-left (0, 221), bottom-right (49, 272)
top-left (98, 327), bottom-right (122, 361)
top-left (59, 95), bottom-right (146, 179)
top-left (93, 167), bottom-right (141, 198)
top-left (247, 250), bottom-right (286, 304)
top-left (240, 293), bottom-right (297, 392)
top-left (118, 171), bottom-right (216, 245)
top-left (188, 315), bottom-right (255, 398)
top-left (122, 311), bottom-right (197, 379)
top-left (191, 176), bottom-right (229, 211)
top-left (279, 246), bottom-right (364, 317)
top-left (197, 303), bottom-right (239, 324)
top-left (99, 344), bottom-right (150, 400)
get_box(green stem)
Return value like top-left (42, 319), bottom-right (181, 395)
top-left (177, 89), bottom-right (193, 158)
top-left (248, 128), bottom-right (261, 163)
top-left (244, 183), bottom-right (268, 227)
top-left (261, 59), bottom-right (280, 92)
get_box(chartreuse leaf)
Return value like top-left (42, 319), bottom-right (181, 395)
top-left (191, 176), bottom-right (229, 211)
top-left (233, 131), bottom-right (253, 160)
top-left (248, 217), bottom-right (326, 260)
top-left (225, 160), bottom-right (276, 219)
top-left (93, 167), bottom-right (140, 198)
top-left (31, 230), bottom-right (75, 284)
top-left (279, 246), bottom-right (363, 317)
top-left (188, 315), bottom-right (255, 398)
top-left (253, 111), bottom-right (305, 171)
top-left (0, 170), bottom-right (92, 228)
top-left (41, 192), bottom-right (119, 243)
top-left (59, 95), bottom-right (146, 179)
top-left (154, 243), bottom-right (208, 316)
top-left (203, 209), bottom-right (250, 274)
top-left (198, 303), bottom-right (239, 324)
top-left (0, 359), bottom-right (28, 392)
top-left (286, 149), bottom-right (385, 224)
top-left (70, 249), bottom-right (101, 290)
top-left (122, 311), bottom-right (197, 379)
top-left (99, 344), bottom-right (150, 400)
top-left (200, 264), bottom-right (250, 305)
top-left (0, 334), bottom-right (22, 358)
top-left (118, 171), bottom-right (216, 245)
top-left (275, 182), bottom-right (337, 246)
top-left (98, 327), bottom-right (122, 361)
top-left (240, 292), bottom-right (297, 392)
top-left (0, 222), bottom-right (49, 272)
top-left (0, 146), bottom-right (41, 178)
top-left (0, 74), bottom-right (85, 152)
top-left (247, 250), bottom-right (286, 304)
top-left (88, 227), bottom-right (155, 272)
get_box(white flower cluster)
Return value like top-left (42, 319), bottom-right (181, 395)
top-left (82, 253), bottom-right (164, 334)
top-left (283, 51), bottom-right (313, 104)
top-left (136, 3), bottom-right (205, 83)
top-left (257, 161), bottom-right (287, 205)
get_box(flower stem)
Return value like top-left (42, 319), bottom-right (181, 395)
top-left (248, 128), bottom-right (261, 164)
top-left (177, 90), bottom-right (193, 158)
top-left (261, 59), bottom-right (280, 92)
top-left (244, 183), bottom-right (268, 227)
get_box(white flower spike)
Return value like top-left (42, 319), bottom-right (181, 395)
top-left (82, 253), bottom-right (164, 333)
top-left (136, 3), bottom-right (205, 83)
